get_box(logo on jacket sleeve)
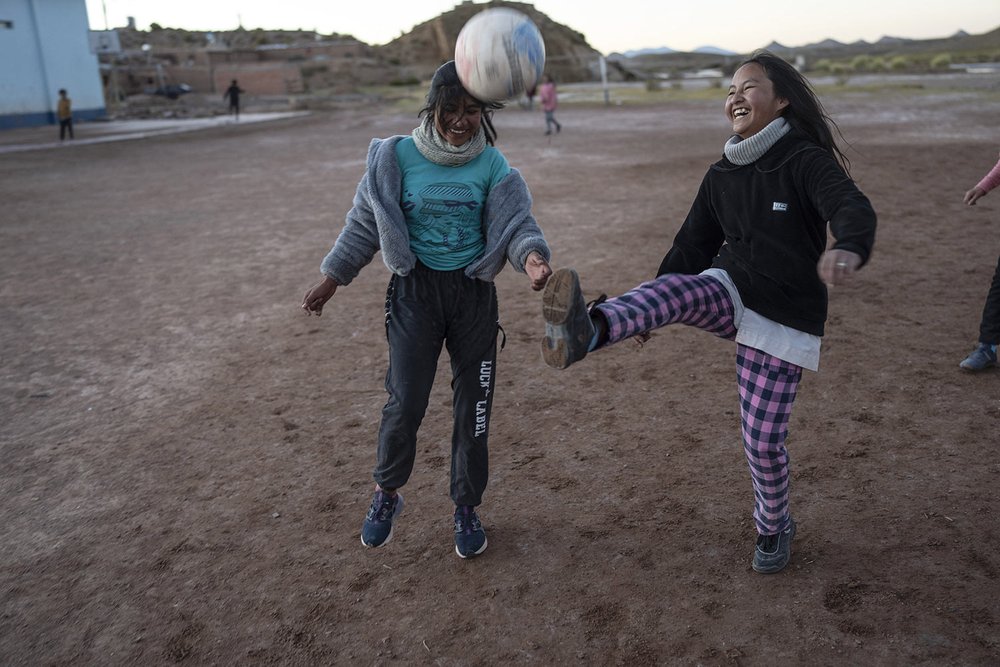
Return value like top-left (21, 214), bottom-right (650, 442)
top-left (772, 202), bottom-right (788, 212)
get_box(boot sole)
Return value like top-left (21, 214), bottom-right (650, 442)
top-left (541, 268), bottom-right (582, 369)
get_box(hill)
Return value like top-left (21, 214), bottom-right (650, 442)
top-left (376, 0), bottom-right (602, 83)
top-left (608, 24), bottom-right (1000, 81)
top-left (761, 25), bottom-right (1000, 63)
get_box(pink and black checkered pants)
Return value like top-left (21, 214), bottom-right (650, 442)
top-left (594, 273), bottom-right (802, 535)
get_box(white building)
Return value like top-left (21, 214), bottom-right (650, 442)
top-left (0, 0), bottom-right (105, 129)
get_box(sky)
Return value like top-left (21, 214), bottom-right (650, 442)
top-left (85, 0), bottom-right (1000, 55)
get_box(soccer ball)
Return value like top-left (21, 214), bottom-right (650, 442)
top-left (454, 8), bottom-right (546, 103)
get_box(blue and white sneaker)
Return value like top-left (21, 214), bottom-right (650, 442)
top-left (454, 505), bottom-right (487, 559)
top-left (959, 343), bottom-right (997, 371)
top-left (360, 489), bottom-right (403, 548)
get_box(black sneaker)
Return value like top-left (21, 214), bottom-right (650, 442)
top-left (752, 518), bottom-right (796, 574)
top-left (360, 489), bottom-right (403, 548)
top-left (454, 505), bottom-right (487, 558)
top-left (542, 268), bottom-right (596, 369)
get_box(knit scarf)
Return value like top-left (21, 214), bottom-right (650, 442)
top-left (411, 116), bottom-right (486, 166)
top-left (724, 117), bottom-right (790, 165)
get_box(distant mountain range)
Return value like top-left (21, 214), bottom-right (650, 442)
top-left (621, 46), bottom-right (737, 57)
top-left (619, 29), bottom-right (975, 59)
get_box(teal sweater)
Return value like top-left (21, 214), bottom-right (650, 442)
top-left (321, 135), bottom-right (550, 286)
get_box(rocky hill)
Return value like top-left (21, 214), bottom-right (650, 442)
top-left (376, 0), bottom-right (601, 83)
top-left (113, 24), bottom-right (358, 51)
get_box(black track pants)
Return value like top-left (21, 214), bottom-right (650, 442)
top-left (374, 263), bottom-right (499, 506)
top-left (978, 255), bottom-right (1000, 345)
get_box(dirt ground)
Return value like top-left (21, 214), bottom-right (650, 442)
top-left (2, 83), bottom-right (999, 665)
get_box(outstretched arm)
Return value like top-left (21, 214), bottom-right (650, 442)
top-left (966, 153), bottom-right (1000, 206)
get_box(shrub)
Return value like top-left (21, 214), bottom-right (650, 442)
top-left (812, 58), bottom-right (834, 73)
top-left (889, 56), bottom-right (910, 71)
top-left (851, 55), bottom-right (875, 72)
top-left (930, 53), bottom-right (953, 70)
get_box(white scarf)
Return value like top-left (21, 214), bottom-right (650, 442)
top-left (411, 116), bottom-right (487, 167)
top-left (724, 117), bottom-right (790, 165)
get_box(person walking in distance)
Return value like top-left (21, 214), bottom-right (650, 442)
top-left (301, 61), bottom-right (553, 559)
top-left (57, 89), bottom-right (73, 141)
top-left (957, 151), bottom-right (1000, 371)
top-left (223, 79), bottom-right (244, 120)
top-left (540, 51), bottom-right (876, 574)
top-left (539, 74), bottom-right (561, 136)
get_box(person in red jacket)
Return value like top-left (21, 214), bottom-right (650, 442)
top-left (958, 153), bottom-right (1000, 371)
top-left (541, 51), bottom-right (876, 574)
top-left (538, 74), bottom-right (561, 135)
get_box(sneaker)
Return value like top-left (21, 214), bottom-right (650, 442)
top-left (959, 343), bottom-right (997, 371)
top-left (454, 505), bottom-right (487, 558)
top-left (542, 268), bottom-right (596, 369)
top-left (752, 518), bottom-right (796, 574)
top-left (360, 490), bottom-right (403, 548)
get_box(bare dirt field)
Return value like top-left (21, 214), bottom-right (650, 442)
top-left (2, 83), bottom-right (1000, 664)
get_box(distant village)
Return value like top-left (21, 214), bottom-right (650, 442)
top-left (95, 2), bottom-right (604, 101)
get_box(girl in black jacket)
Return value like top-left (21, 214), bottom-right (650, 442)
top-left (541, 51), bottom-right (876, 574)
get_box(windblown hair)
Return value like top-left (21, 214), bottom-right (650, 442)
top-left (419, 60), bottom-right (504, 145)
top-left (741, 50), bottom-right (852, 173)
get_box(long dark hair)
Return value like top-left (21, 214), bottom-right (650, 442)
top-left (418, 60), bottom-right (504, 145)
top-left (741, 51), bottom-right (851, 173)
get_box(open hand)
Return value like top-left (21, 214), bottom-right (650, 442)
top-left (525, 251), bottom-right (553, 291)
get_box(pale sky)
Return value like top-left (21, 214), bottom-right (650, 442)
top-left (85, 0), bottom-right (1000, 55)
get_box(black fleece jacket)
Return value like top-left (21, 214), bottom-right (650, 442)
top-left (657, 128), bottom-right (876, 336)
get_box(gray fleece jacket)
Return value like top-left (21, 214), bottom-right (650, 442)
top-left (320, 135), bottom-right (551, 285)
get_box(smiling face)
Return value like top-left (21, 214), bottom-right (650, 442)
top-left (434, 94), bottom-right (484, 147)
top-left (725, 62), bottom-right (789, 139)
